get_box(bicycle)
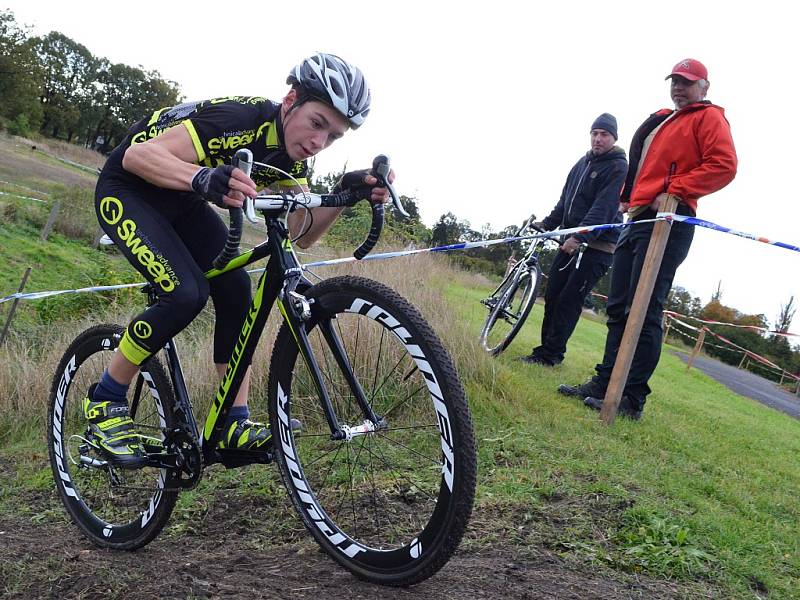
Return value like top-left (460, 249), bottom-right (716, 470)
top-left (48, 150), bottom-right (477, 586)
top-left (479, 215), bottom-right (548, 356)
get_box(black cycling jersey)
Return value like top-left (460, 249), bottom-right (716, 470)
top-left (95, 95), bottom-right (305, 367)
top-left (106, 96), bottom-right (308, 189)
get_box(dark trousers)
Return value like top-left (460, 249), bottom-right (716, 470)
top-left (594, 220), bottom-right (694, 409)
top-left (532, 247), bottom-right (612, 364)
top-left (96, 175), bottom-right (252, 365)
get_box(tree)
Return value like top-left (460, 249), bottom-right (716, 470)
top-left (431, 212), bottom-right (470, 246)
top-left (711, 280), bottom-right (723, 302)
top-left (666, 286), bottom-right (700, 316)
top-left (775, 296), bottom-right (795, 334)
top-left (0, 10), bottom-right (43, 131)
top-left (767, 296), bottom-right (796, 370)
top-left (34, 32), bottom-right (97, 139)
top-left (700, 299), bottom-right (770, 368)
top-left (87, 61), bottom-right (181, 151)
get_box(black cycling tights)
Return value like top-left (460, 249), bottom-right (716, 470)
top-left (95, 176), bottom-right (251, 366)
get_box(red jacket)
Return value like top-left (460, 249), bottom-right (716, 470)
top-left (628, 102), bottom-right (737, 214)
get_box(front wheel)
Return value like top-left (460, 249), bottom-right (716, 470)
top-left (480, 263), bottom-right (540, 356)
top-left (48, 324), bottom-right (179, 550)
top-left (268, 276), bottom-right (476, 586)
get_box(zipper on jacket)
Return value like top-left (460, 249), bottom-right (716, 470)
top-left (563, 159), bottom-right (592, 227)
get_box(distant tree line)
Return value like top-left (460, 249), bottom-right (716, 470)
top-left (1, 10), bottom-right (181, 152)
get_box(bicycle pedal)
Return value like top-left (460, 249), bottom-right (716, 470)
top-left (216, 448), bottom-right (274, 469)
top-left (141, 440), bottom-right (165, 453)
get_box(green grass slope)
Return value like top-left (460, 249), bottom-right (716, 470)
top-left (452, 282), bottom-right (799, 599)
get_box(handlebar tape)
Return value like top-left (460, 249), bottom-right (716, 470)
top-left (211, 149), bottom-right (251, 270)
top-left (353, 202), bottom-right (384, 260)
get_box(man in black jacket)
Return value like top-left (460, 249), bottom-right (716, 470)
top-left (521, 113), bottom-right (627, 366)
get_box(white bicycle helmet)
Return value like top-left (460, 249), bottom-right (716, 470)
top-left (287, 53), bottom-right (371, 129)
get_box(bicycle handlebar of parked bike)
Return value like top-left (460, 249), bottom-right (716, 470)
top-left (518, 214), bottom-right (545, 237)
top-left (212, 150), bottom-right (406, 268)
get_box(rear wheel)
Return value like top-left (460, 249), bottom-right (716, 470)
top-left (268, 276), bottom-right (476, 586)
top-left (480, 263), bottom-right (540, 355)
top-left (48, 324), bottom-right (179, 549)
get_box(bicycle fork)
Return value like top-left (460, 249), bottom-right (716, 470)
top-left (280, 286), bottom-right (383, 442)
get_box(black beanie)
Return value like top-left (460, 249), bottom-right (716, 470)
top-left (591, 113), bottom-right (618, 140)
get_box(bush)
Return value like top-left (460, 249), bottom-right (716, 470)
top-left (50, 184), bottom-right (97, 241)
top-left (1, 197), bottom-right (47, 231)
top-left (6, 113), bottom-right (31, 137)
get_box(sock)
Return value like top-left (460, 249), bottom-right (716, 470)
top-left (93, 370), bottom-right (129, 404)
top-left (226, 406), bottom-right (250, 427)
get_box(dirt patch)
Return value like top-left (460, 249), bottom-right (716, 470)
top-left (0, 452), bottom-right (721, 599)
top-left (0, 516), bottom-right (714, 600)
top-left (0, 489), bottom-right (720, 600)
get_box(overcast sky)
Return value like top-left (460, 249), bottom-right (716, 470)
top-left (5, 0), bottom-right (799, 326)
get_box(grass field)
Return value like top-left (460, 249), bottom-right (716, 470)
top-left (1, 133), bottom-right (798, 598)
top-left (450, 282), bottom-right (800, 598)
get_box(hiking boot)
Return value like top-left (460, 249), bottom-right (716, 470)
top-left (518, 354), bottom-right (556, 367)
top-left (83, 384), bottom-right (146, 468)
top-left (557, 377), bottom-right (606, 399)
top-left (219, 417), bottom-right (302, 451)
top-left (583, 396), bottom-right (642, 420)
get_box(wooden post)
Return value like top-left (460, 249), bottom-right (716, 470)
top-left (600, 196), bottom-right (679, 424)
top-left (686, 327), bottom-right (706, 371)
top-left (93, 228), bottom-right (106, 249)
top-left (40, 200), bottom-right (61, 241)
top-left (663, 315), bottom-right (672, 343)
top-left (0, 267), bottom-right (32, 345)
top-left (738, 352), bottom-right (747, 369)
top-left (779, 371), bottom-right (786, 386)
top-left (796, 379), bottom-right (800, 397)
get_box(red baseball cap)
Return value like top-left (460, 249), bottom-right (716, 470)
top-left (665, 58), bottom-right (708, 82)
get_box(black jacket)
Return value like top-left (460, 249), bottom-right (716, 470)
top-left (541, 146), bottom-right (628, 250)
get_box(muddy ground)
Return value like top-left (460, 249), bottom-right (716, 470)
top-left (0, 459), bottom-right (720, 600)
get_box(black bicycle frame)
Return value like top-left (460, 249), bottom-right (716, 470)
top-left (144, 212), bottom-right (376, 466)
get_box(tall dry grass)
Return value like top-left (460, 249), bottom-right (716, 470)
top-left (13, 135), bottom-right (105, 171)
top-left (0, 250), bottom-right (493, 433)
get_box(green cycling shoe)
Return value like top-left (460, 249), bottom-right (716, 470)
top-left (83, 383), bottom-right (147, 468)
top-left (219, 416), bottom-right (302, 451)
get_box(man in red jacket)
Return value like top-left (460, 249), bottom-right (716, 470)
top-left (558, 58), bottom-right (738, 419)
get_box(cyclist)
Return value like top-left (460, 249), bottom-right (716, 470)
top-left (89, 53), bottom-right (394, 466)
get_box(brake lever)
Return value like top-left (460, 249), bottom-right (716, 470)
top-left (232, 149), bottom-right (257, 223)
top-left (371, 155), bottom-right (408, 218)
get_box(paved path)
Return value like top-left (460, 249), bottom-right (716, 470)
top-left (672, 351), bottom-right (800, 419)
